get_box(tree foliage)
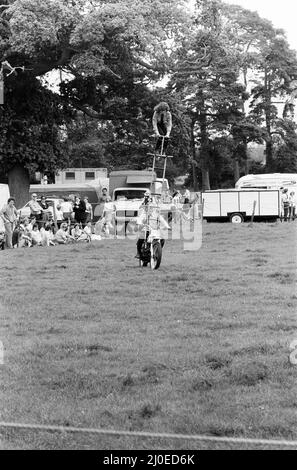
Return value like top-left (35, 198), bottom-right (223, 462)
top-left (1, 0), bottom-right (297, 202)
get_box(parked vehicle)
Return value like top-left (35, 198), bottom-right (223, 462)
top-left (109, 171), bottom-right (171, 226)
top-left (202, 189), bottom-right (281, 223)
top-left (28, 180), bottom-right (108, 222)
top-left (0, 183), bottom-right (10, 210)
top-left (19, 197), bottom-right (63, 220)
top-left (109, 170), bottom-right (168, 198)
top-left (235, 173), bottom-right (297, 190)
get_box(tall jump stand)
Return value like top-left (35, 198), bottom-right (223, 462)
top-left (147, 136), bottom-right (173, 191)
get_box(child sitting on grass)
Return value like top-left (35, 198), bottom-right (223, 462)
top-left (31, 224), bottom-right (43, 246)
top-left (40, 223), bottom-right (56, 246)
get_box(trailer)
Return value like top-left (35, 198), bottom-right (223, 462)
top-left (202, 189), bottom-right (281, 223)
top-left (235, 173), bottom-right (297, 190)
top-left (0, 183), bottom-right (10, 210)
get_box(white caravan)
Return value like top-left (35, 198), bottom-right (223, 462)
top-left (235, 173), bottom-right (297, 190)
top-left (202, 189), bottom-right (281, 223)
top-left (0, 184), bottom-right (10, 210)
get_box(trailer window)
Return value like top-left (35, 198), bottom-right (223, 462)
top-left (65, 172), bottom-right (75, 180)
top-left (85, 172), bottom-right (95, 180)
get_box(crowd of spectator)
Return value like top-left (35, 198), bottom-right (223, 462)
top-left (0, 187), bottom-right (196, 250)
top-left (0, 192), bottom-right (106, 250)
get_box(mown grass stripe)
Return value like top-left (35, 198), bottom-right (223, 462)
top-left (0, 422), bottom-right (297, 448)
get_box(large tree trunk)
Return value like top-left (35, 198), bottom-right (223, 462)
top-left (190, 120), bottom-right (198, 191)
top-left (201, 166), bottom-right (210, 191)
top-left (8, 164), bottom-right (30, 208)
top-left (199, 110), bottom-right (210, 191)
top-left (265, 139), bottom-right (273, 171)
top-left (264, 70), bottom-right (274, 172)
top-left (233, 158), bottom-right (240, 184)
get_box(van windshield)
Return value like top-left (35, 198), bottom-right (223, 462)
top-left (114, 189), bottom-right (146, 200)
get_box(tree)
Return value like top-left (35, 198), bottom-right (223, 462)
top-left (0, 74), bottom-right (71, 205)
top-left (249, 34), bottom-right (297, 171)
top-left (272, 119), bottom-right (297, 173)
top-left (0, 0), bottom-right (190, 202)
top-left (170, 0), bottom-right (247, 190)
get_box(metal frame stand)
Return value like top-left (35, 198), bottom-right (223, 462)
top-left (147, 136), bottom-right (173, 191)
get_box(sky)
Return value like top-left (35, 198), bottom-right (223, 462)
top-left (217, 0), bottom-right (297, 51)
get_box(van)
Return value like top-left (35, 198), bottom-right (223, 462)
top-left (29, 180), bottom-right (107, 222)
top-left (19, 197), bottom-right (64, 220)
top-left (0, 183), bottom-right (10, 210)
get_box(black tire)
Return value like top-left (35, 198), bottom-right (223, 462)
top-left (151, 240), bottom-right (162, 270)
top-left (230, 213), bottom-right (244, 224)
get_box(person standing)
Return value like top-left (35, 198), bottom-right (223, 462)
top-left (39, 195), bottom-right (50, 224)
top-left (28, 193), bottom-right (44, 226)
top-left (84, 196), bottom-right (93, 223)
top-left (99, 188), bottom-right (111, 204)
top-left (55, 205), bottom-right (64, 229)
top-left (60, 197), bottom-right (74, 224)
top-left (281, 189), bottom-right (290, 222)
top-left (73, 196), bottom-right (87, 226)
top-left (0, 197), bottom-right (19, 248)
top-left (98, 188), bottom-right (111, 219)
top-left (152, 102), bottom-right (172, 154)
top-left (289, 191), bottom-right (296, 221)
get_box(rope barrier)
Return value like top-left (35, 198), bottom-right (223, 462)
top-left (0, 422), bottom-right (297, 447)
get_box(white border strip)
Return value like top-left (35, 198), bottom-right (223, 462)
top-left (0, 422), bottom-right (296, 447)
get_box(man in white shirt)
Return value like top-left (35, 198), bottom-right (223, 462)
top-left (60, 198), bottom-right (74, 222)
top-left (28, 193), bottom-right (43, 223)
top-left (95, 201), bottom-right (115, 237)
top-left (135, 195), bottom-right (170, 258)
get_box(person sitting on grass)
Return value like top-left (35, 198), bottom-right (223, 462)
top-left (18, 218), bottom-right (32, 248)
top-left (26, 216), bottom-right (35, 231)
top-left (40, 223), bottom-right (56, 246)
top-left (31, 224), bottom-right (43, 246)
top-left (71, 223), bottom-right (88, 242)
top-left (0, 216), bottom-right (6, 250)
top-left (55, 223), bottom-right (75, 244)
top-left (83, 221), bottom-right (93, 242)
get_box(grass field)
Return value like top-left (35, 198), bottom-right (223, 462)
top-left (0, 221), bottom-right (296, 449)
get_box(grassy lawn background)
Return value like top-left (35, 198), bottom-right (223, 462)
top-left (0, 221), bottom-right (296, 449)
